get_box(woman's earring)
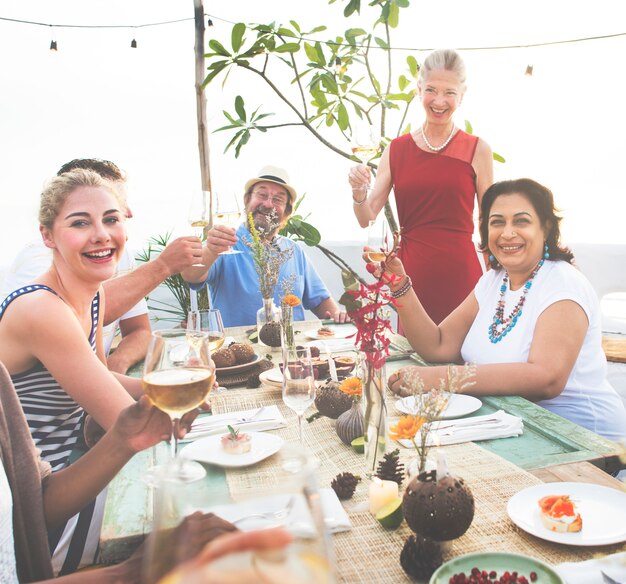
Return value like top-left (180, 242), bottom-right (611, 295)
top-left (544, 243), bottom-right (550, 259)
top-left (489, 254), bottom-right (495, 262)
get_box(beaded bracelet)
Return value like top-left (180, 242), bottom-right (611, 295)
top-left (351, 187), bottom-right (367, 205)
top-left (390, 276), bottom-right (412, 299)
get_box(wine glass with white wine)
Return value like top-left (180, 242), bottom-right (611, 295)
top-left (366, 216), bottom-right (391, 263)
top-left (142, 329), bottom-right (215, 483)
top-left (213, 191), bottom-right (243, 255)
top-left (282, 346), bottom-right (316, 444)
top-left (188, 190), bottom-right (211, 267)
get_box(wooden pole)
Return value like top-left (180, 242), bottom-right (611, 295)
top-left (193, 0), bottom-right (212, 215)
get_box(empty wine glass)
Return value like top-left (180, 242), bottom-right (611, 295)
top-left (213, 191), bottom-right (243, 255)
top-left (366, 217), bottom-right (391, 262)
top-left (151, 445), bottom-right (335, 583)
top-left (143, 329), bottom-right (214, 483)
top-left (282, 346), bottom-right (316, 444)
top-left (187, 308), bottom-right (228, 393)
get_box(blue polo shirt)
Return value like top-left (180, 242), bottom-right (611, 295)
top-left (191, 224), bottom-right (330, 327)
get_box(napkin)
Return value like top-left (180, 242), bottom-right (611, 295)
top-left (556, 551), bottom-right (626, 584)
top-left (396, 410), bottom-right (523, 447)
top-left (307, 339), bottom-right (357, 353)
top-left (204, 488), bottom-right (351, 537)
top-left (182, 405), bottom-right (287, 442)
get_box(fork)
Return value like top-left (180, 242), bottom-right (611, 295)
top-left (232, 496), bottom-right (296, 525)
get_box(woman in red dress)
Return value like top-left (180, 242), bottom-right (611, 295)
top-left (349, 49), bottom-right (493, 324)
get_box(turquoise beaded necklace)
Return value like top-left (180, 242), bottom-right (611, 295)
top-left (488, 258), bottom-right (545, 343)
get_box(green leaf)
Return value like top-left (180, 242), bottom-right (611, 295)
top-left (464, 119), bottom-right (473, 134)
top-left (341, 269), bottom-right (359, 291)
top-left (388, 2), bottom-right (400, 27)
top-left (277, 27), bottom-right (297, 38)
top-left (387, 92), bottom-right (414, 103)
top-left (407, 55), bottom-right (418, 77)
top-left (289, 20), bottom-right (301, 33)
top-left (493, 152), bottom-right (506, 163)
top-left (201, 62), bottom-right (229, 88)
top-left (231, 23), bottom-right (245, 53)
top-left (234, 95), bottom-right (246, 121)
top-left (344, 0), bottom-right (361, 17)
top-left (337, 102), bottom-right (349, 131)
top-left (398, 74), bottom-right (410, 91)
top-left (374, 36), bottom-right (389, 50)
top-left (339, 291), bottom-right (361, 313)
top-left (274, 42), bottom-right (300, 53)
top-left (208, 39), bottom-right (230, 57)
top-left (304, 42), bottom-right (323, 65)
top-left (309, 25), bottom-right (327, 34)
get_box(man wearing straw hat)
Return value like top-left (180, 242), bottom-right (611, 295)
top-left (183, 165), bottom-right (348, 328)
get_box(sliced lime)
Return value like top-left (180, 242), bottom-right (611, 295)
top-left (376, 497), bottom-right (403, 529)
top-left (351, 436), bottom-right (365, 453)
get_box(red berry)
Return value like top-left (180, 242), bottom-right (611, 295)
top-left (365, 263), bottom-right (377, 274)
top-left (489, 571), bottom-right (497, 579)
top-left (530, 572), bottom-right (537, 582)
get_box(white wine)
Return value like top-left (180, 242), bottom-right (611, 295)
top-left (214, 211), bottom-right (241, 228)
top-left (365, 251), bottom-right (386, 262)
top-left (190, 219), bottom-right (209, 239)
top-left (208, 333), bottom-right (225, 352)
top-left (143, 368), bottom-right (213, 418)
top-left (351, 145), bottom-right (378, 164)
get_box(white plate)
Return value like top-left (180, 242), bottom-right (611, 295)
top-left (181, 431), bottom-right (284, 468)
top-left (395, 393), bottom-right (482, 419)
top-left (303, 325), bottom-right (357, 340)
top-left (215, 353), bottom-right (261, 375)
top-left (507, 482), bottom-right (626, 546)
top-left (259, 368), bottom-right (283, 386)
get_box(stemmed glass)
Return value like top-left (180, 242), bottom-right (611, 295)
top-left (351, 123), bottom-right (381, 194)
top-left (187, 308), bottom-right (228, 393)
top-left (188, 190), bottom-right (211, 267)
top-left (366, 217), bottom-right (391, 262)
top-left (213, 191), bottom-right (242, 255)
top-left (142, 329), bottom-right (215, 483)
top-left (282, 346), bottom-right (316, 444)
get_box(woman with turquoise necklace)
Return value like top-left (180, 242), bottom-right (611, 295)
top-left (384, 178), bottom-right (626, 442)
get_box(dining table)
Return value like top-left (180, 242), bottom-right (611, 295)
top-left (99, 320), bottom-right (626, 581)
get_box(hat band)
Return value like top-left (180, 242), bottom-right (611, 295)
top-left (258, 174), bottom-right (287, 185)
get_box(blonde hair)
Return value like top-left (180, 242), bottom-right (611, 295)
top-left (39, 169), bottom-right (125, 229)
top-left (417, 49), bottom-right (467, 88)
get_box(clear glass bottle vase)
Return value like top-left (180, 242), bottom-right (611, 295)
top-left (359, 351), bottom-right (387, 477)
top-left (256, 297), bottom-right (282, 348)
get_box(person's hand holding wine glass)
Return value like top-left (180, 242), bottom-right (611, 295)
top-left (212, 191), bottom-right (243, 255)
top-left (142, 329), bottom-right (215, 482)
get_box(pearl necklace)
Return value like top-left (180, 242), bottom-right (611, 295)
top-left (488, 259), bottom-right (544, 344)
top-left (420, 124), bottom-right (456, 152)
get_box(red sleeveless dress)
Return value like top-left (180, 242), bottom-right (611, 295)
top-left (389, 130), bottom-right (483, 324)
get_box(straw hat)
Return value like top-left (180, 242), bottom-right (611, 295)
top-left (244, 165), bottom-right (297, 204)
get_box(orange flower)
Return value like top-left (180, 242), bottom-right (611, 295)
top-left (282, 294), bottom-right (301, 307)
top-left (389, 415), bottom-right (426, 440)
top-left (339, 377), bottom-right (362, 398)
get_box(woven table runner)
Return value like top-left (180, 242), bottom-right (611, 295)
top-left (212, 384), bottom-right (626, 583)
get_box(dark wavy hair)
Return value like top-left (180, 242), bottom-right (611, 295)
top-left (57, 158), bottom-right (125, 182)
top-left (479, 178), bottom-right (574, 269)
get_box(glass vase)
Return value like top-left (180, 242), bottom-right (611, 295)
top-left (281, 305), bottom-right (296, 350)
top-left (256, 297), bottom-right (282, 348)
top-left (359, 351), bottom-right (387, 477)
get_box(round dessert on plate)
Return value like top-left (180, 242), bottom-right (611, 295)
top-left (221, 426), bottom-right (252, 455)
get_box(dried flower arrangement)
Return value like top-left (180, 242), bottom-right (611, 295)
top-left (389, 364), bottom-right (476, 474)
top-left (280, 275), bottom-right (300, 348)
top-left (242, 210), bottom-right (294, 300)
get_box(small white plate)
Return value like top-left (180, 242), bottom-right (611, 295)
top-left (215, 353), bottom-right (261, 375)
top-left (395, 393), bottom-right (482, 419)
top-left (303, 325), bottom-right (357, 340)
top-left (259, 368), bottom-right (283, 386)
top-left (507, 482), bottom-right (626, 546)
top-left (181, 431), bottom-right (284, 468)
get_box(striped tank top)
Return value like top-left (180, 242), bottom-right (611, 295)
top-left (0, 285), bottom-right (99, 471)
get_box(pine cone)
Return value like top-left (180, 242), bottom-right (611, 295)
top-left (375, 449), bottom-right (405, 486)
top-left (330, 472), bottom-right (361, 500)
top-left (246, 359), bottom-right (275, 388)
top-left (258, 322), bottom-right (282, 347)
top-left (400, 535), bottom-right (443, 581)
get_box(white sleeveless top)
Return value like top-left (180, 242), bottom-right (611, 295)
top-left (0, 460), bottom-right (19, 584)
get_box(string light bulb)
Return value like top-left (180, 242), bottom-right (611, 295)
top-left (49, 39), bottom-right (57, 51)
top-left (130, 38), bottom-right (137, 48)
top-left (207, 18), bottom-right (214, 27)
top-left (525, 64), bottom-right (534, 76)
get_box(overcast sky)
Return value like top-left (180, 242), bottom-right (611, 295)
top-left (1, 0), bottom-right (625, 269)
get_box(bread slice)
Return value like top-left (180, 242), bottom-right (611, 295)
top-left (538, 495), bottom-right (582, 533)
